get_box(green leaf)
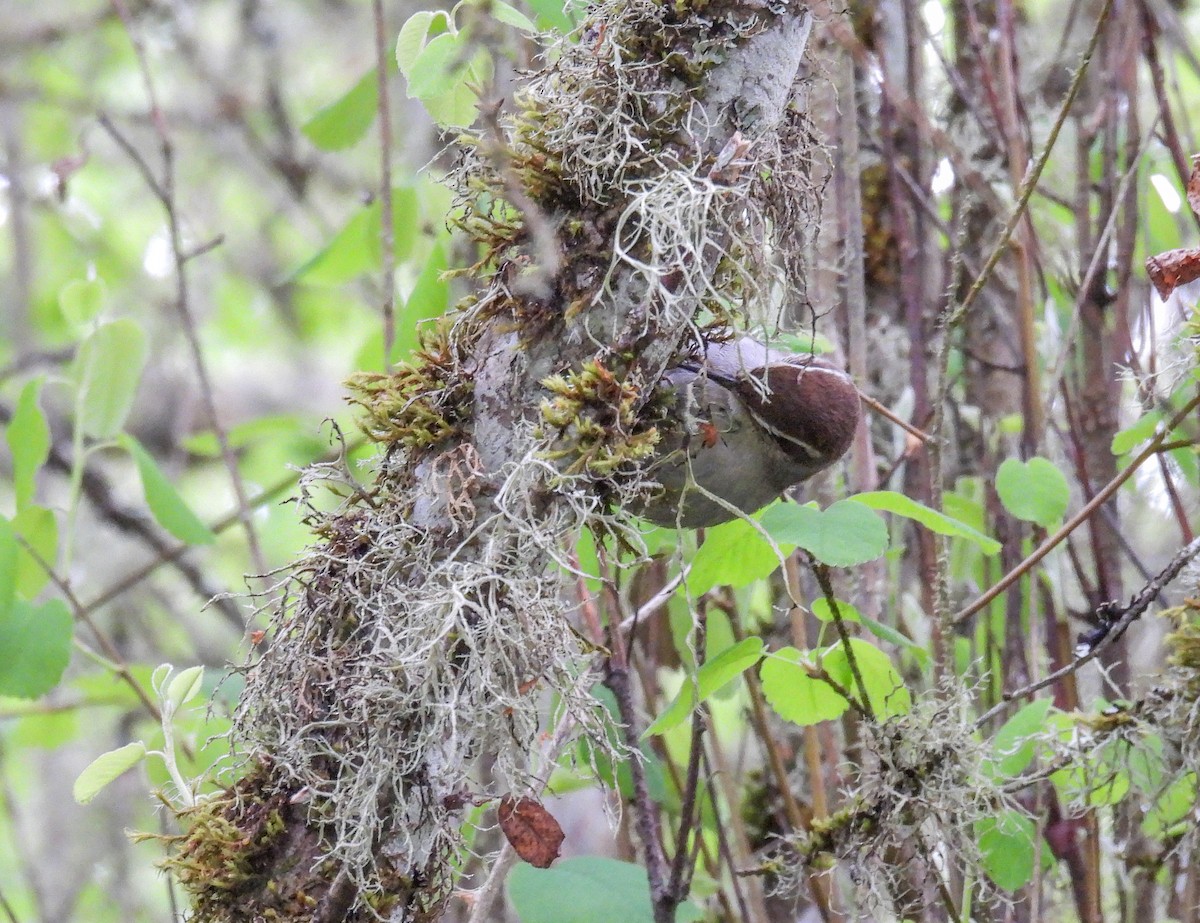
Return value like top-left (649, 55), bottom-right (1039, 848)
top-left (643, 637), bottom-right (763, 737)
top-left (6, 378), bottom-right (51, 510)
top-left (291, 190), bottom-right (420, 286)
top-left (759, 646), bottom-right (850, 726)
top-left (810, 598), bottom-right (925, 663)
top-left (1144, 772), bottom-right (1196, 839)
top-left (389, 188), bottom-right (420, 268)
top-left (75, 319), bottom-right (148, 440)
top-left (117, 434), bottom-right (216, 545)
top-left (508, 856), bottom-right (702, 923)
top-left (1126, 733), bottom-right (1165, 794)
top-left (524, 0), bottom-right (578, 32)
top-left (760, 500), bottom-right (888, 567)
top-left (668, 603), bottom-right (738, 672)
top-left (686, 516), bottom-right (788, 596)
top-left (58, 277), bottom-right (106, 327)
top-left (397, 14), bottom-right (492, 128)
top-left (396, 11), bottom-right (450, 74)
top-left (853, 490), bottom-right (1000, 555)
top-left (0, 519), bottom-right (18, 618)
top-left (1051, 738), bottom-right (1130, 807)
top-left (291, 205), bottom-right (379, 285)
top-left (987, 698), bottom-right (1054, 779)
top-left (301, 68), bottom-right (379, 151)
top-left (995, 457), bottom-right (1070, 527)
top-left (1111, 410), bottom-right (1161, 455)
top-left (0, 598), bottom-right (73, 698)
top-left (72, 741), bottom-right (147, 804)
top-left (12, 505), bottom-right (57, 599)
top-left (811, 598), bottom-right (861, 623)
top-left (395, 242), bottom-right (450, 360)
top-left (165, 666), bottom-right (205, 711)
top-left (858, 613), bottom-right (930, 667)
top-left (976, 811), bottom-right (1036, 891)
top-left (823, 638), bottom-right (911, 719)
top-left (406, 32), bottom-right (468, 99)
top-left (487, 0), bottom-right (538, 32)
top-left (419, 48), bottom-right (493, 128)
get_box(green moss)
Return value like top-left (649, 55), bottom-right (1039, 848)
top-left (346, 317), bottom-right (472, 452)
top-left (1165, 600), bottom-right (1200, 697)
top-left (538, 359), bottom-right (660, 476)
top-left (148, 766), bottom-right (291, 920)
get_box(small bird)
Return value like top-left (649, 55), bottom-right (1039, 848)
top-left (639, 337), bottom-right (860, 528)
top-left (696, 340), bottom-right (860, 475)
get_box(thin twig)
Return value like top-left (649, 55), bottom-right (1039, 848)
top-left (810, 561), bottom-right (876, 722)
top-left (0, 748), bottom-right (45, 921)
top-left (667, 602), bottom-right (708, 912)
top-left (741, 648), bottom-right (836, 921)
top-left (603, 608), bottom-right (670, 922)
top-left (976, 533), bottom-right (1200, 726)
top-left (1138, 0), bottom-right (1200, 233)
top-left (946, 0), bottom-right (1114, 329)
top-left (858, 390), bottom-right (931, 443)
top-left (0, 887), bottom-right (16, 923)
top-left (700, 742), bottom-right (756, 922)
top-left (78, 457), bottom-right (318, 618)
top-left (103, 3), bottom-right (266, 575)
top-left (620, 565), bottom-right (688, 634)
top-left (1042, 121), bottom-right (1157, 408)
top-left (954, 391), bottom-right (1200, 625)
top-left (0, 402), bottom-right (244, 628)
top-left (466, 715), bottom-right (583, 923)
top-left (14, 534), bottom-right (166, 731)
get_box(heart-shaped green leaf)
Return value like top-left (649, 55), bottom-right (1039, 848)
top-left (759, 646), bottom-right (850, 726)
top-left (405, 32), bottom-right (468, 100)
top-left (976, 810), bottom-right (1037, 891)
top-left (760, 500), bottom-right (888, 567)
top-left (995, 457), bottom-right (1069, 527)
top-left (822, 638), bottom-right (911, 719)
top-left (686, 515), bottom-right (790, 595)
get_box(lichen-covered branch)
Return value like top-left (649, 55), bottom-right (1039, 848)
top-left (163, 1), bottom-right (824, 918)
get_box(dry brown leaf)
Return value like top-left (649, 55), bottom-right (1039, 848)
top-left (497, 795), bottom-right (565, 869)
top-left (1146, 246), bottom-right (1200, 300)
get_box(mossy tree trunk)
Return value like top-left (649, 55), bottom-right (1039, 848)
top-left (166, 1), bottom-right (819, 919)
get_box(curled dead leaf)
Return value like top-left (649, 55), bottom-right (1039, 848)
top-left (1146, 246), bottom-right (1200, 300)
top-left (498, 795), bottom-right (565, 869)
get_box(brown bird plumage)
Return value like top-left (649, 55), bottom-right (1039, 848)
top-left (639, 338), bottom-right (860, 528)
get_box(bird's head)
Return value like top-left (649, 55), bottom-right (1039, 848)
top-left (747, 356), bottom-right (860, 475)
